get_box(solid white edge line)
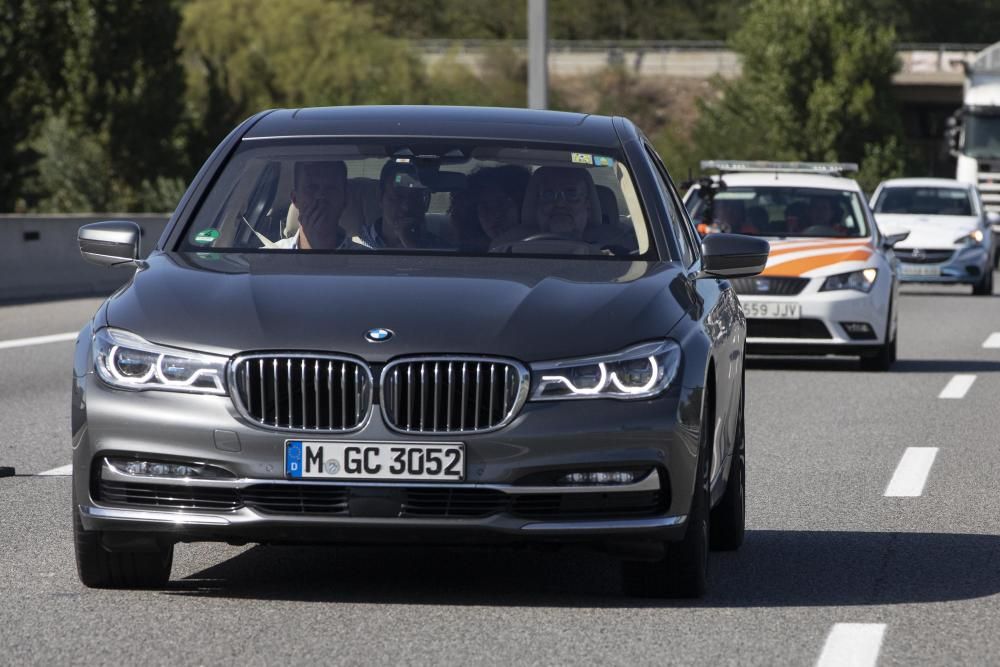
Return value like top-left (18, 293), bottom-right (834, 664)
top-left (885, 447), bottom-right (939, 497)
top-left (983, 333), bottom-right (1000, 349)
top-left (938, 374), bottom-right (976, 399)
top-left (0, 332), bottom-right (78, 351)
top-left (38, 464), bottom-right (73, 476)
top-left (816, 623), bottom-right (886, 667)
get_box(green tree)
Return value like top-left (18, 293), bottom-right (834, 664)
top-left (0, 1), bottom-right (69, 211)
top-left (692, 0), bottom-right (905, 190)
top-left (180, 0), bottom-right (427, 162)
top-left (59, 0), bottom-right (187, 191)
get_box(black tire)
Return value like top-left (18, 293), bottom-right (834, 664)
top-left (73, 489), bottom-right (173, 589)
top-left (621, 393), bottom-right (711, 599)
top-left (973, 267), bottom-right (993, 296)
top-left (860, 333), bottom-right (895, 372)
top-left (710, 374), bottom-right (745, 551)
top-left (860, 301), bottom-right (896, 372)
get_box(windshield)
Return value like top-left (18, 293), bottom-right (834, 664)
top-left (686, 186), bottom-right (870, 238)
top-left (965, 113), bottom-right (1000, 159)
top-left (178, 140), bottom-right (653, 260)
top-left (873, 187), bottom-right (973, 216)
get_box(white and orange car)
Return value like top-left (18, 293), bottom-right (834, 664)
top-left (684, 161), bottom-right (906, 370)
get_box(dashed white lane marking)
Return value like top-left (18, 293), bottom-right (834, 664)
top-left (37, 464), bottom-right (73, 476)
top-left (816, 623), bottom-right (886, 667)
top-left (938, 374), bottom-right (976, 399)
top-left (983, 333), bottom-right (1000, 348)
top-left (885, 448), bottom-right (938, 497)
top-left (0, 332), bottom-right (77, 351)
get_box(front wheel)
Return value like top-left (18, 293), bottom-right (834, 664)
top-left (73, 489), bottom-right (173, 589)
top-left (710, 375), bottom-right (745, 551)
top-left (973, 266), bottom-right (994, 296)
top-left (621, 395), bottom-right (711, 599)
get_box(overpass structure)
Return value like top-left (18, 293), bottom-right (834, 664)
top-left (417, 40), bottom-right (982, 176)
top-left (417, 40), bottom-right (980, 94)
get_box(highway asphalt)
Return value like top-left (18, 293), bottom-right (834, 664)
top-left (1, 281), bottom-right (999, 665)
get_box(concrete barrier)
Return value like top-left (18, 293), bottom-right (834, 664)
top-left (0, 214), bottom-right (170, 303)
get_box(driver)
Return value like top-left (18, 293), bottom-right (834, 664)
top-left (491, 166), bottom-right (602, 248)
top-left (806, 195), bottom-right (848, 235)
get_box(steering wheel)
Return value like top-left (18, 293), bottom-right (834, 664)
top-left (801, 224), bottom-right (837, 236)
top-left (490, 231), bottom-right (600, 255)
top-left (518, 232), bottom-right (570, 242)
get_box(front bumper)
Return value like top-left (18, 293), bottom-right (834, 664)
top-left (897, 245), bottom-right (989, 284)
top-left (739, 282), bottom-right (890, 355)
top-left (72, 373), bottom-right (697, 546)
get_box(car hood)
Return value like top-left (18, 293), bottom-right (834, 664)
top-left (105, 252), bottom-right (690, 362)
top-left (758, 238), bottom-right (877, 277)
top-left (875, 214), bottom-right (980, 248)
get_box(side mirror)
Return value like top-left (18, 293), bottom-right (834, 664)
top-left (883, 231), bottom-right (910, 248)
top-left (78, 220), bottom-right (142, 267)
top-left (987, 211), bottom-right (1000, 227)
top-left (698, 233), bottom-right (770, 279)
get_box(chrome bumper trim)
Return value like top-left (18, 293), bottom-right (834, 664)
top-left (80, 505), bottom-right (231, 526)
top-left (99, 459), bottom-right (661, 495)
top-left (521, 515), bottom-right (687, 531)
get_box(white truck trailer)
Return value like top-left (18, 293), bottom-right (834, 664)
top-left (950, 41), bottom-right (1000, 214)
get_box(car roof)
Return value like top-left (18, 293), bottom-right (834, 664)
top-left (877, 178), bottom-right (972, 190)
top-left (244, 106), bottom-right (623, 148)
top-left (700, 172), bottom-right (863, 192)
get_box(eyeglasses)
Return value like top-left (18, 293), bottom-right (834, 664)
top-left (539, 187), bottom-right (585, 203)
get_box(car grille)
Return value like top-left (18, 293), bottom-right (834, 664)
top-left (380, 358), bottom-right (529, 434)
top-left (97, 482), bottom-right (665, 520)
top-left (894, 248), bottom-right (954, 264)
top-left (97, 480), bottom-right (241, 511)
top-left (511, 491), bottom-right (664, 519)
top-left (747, 318), bottom-right (832, 339)
top-left (231, 354), bottom-right (372, 431)
top-left (731, 276), bottom-right (809, 295)
top-left (400, 488), bottom-right (510, 518)
top-left (242, 484), bottom-right (350, 514)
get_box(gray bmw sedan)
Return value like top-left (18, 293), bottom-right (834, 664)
top-left (71, 106), bottom-right (768, 598)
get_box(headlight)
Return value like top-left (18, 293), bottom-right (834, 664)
top-left (955, 229), bottom-right (984, 246)
top-left (93, 328), bottom-right (227, 395)
top-left (530, 341), bottom-right (681, 401)
top-left (820, 268), bottom-right (878, 293)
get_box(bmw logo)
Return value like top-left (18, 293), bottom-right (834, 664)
top-left (365, 328), bottom-right (393, 343)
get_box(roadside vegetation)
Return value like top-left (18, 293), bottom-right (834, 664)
top-left (2, 0), bottom-right (997, 212)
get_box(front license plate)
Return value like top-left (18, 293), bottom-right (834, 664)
top-left (742, 301), bottom-right (802, 319)
top-left (285, 441), bottom-right (464, 481)
top-left (900, 263), bottom-right (941, 277)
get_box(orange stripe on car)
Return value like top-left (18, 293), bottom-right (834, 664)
top-left (767, 240), bottom-right (870, 257)
top-left (762, 248), bottom-right (873, 277)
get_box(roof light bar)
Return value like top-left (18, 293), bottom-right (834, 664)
top-left (700, 160), bottom-right (859, 175)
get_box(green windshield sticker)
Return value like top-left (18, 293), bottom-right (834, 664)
top-left (594, 155), bottom-right (615, 167)
top-left (571, 152), bottom-right (594, 165)
top-left (193, 229), bottom-right (220, 244)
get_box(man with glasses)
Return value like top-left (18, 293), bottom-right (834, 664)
top-left (533, 166), bottom-right (593, 240)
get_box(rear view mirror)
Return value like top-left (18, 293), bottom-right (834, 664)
top-left (987, 211), bottom-right (1000, 227)
top-left (883, 231), bottom-right (910, 248)
top-left (698, 233), bottom-right (770, 279)
top-left (78, 220), bottom-right (142, 267)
